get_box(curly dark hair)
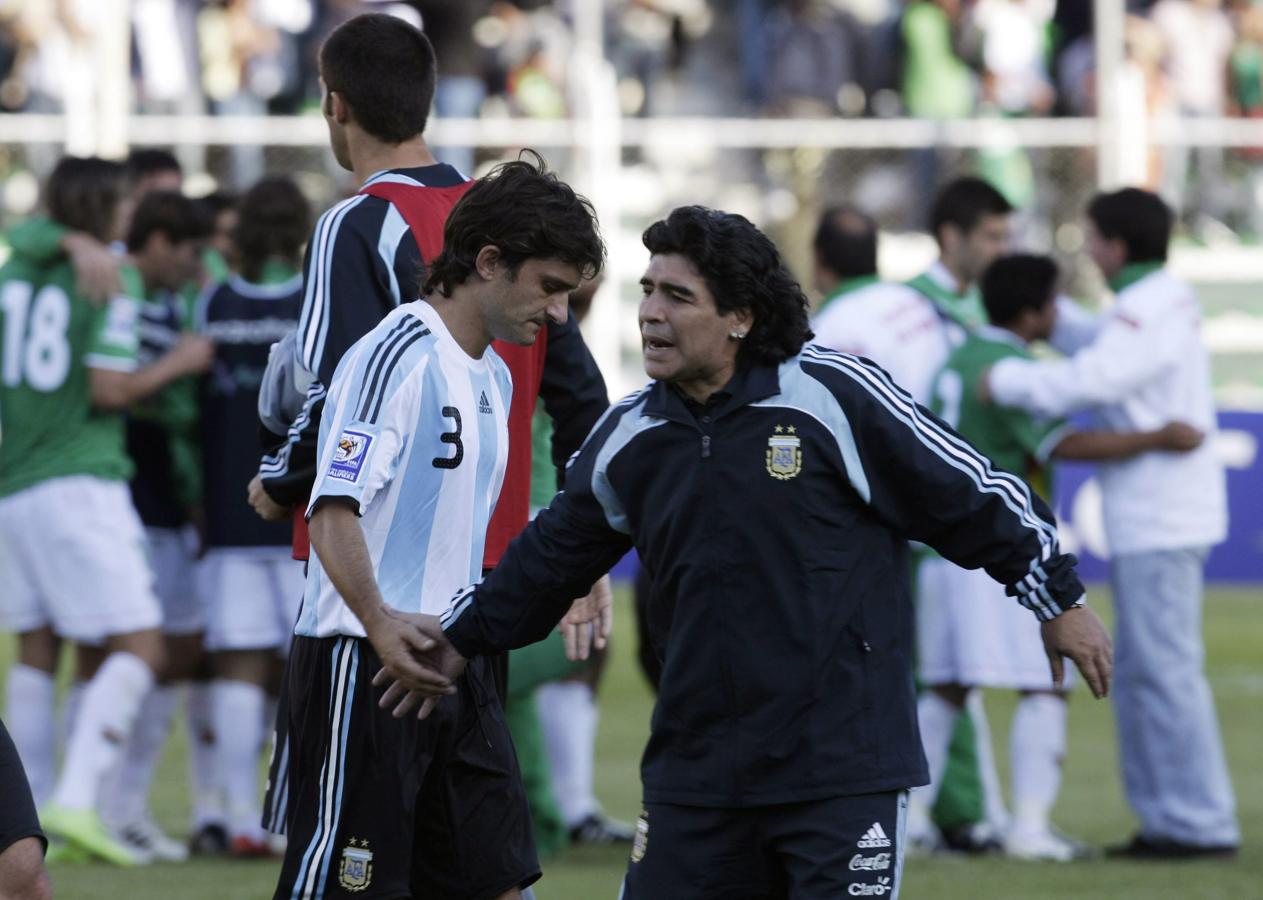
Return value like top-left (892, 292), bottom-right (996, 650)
top-left (234, 177), bottom-right (311, 283)
top-left (125, 190), bottom-right (212, 254)
top-left (642, 206), bottom-right (813, 366)
top-left (421, 151), bottom-right (604, 297)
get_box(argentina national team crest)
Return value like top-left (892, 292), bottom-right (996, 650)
top-left (338, 838), bottom-right (373, 892)
top-left (329, 429), bottom-right (373, 483)
top-left (766, 425), bottom-right (802, 480)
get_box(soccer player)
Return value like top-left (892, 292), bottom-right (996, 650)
top-left (92, 189), bottom-right (214, 863)
top-left (983, 189), bottom-right (1239, 859)
top-left (249, 14), bottom-right (475, 532)
top-left (810, 185), bottom-right (1016, 849)
top-left (0, 156), bottom-right (213, 864)
top-left (194, 176), bottom-right (310, 857)
top-left (273, 157), bottom-right (605, 900)
top-left (914, 253), bottom-right (1206, 861)
top-left (386, 206), bottom-right (1113, 899)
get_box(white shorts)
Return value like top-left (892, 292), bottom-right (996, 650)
top-left (198, 547), bottom-right (305, 652)
top-left (916, 556), bottom-right (1065, 691)
top-left (0, 475), bottom-right (162, 642)
top-left (144, 526), bottom-right (203, 635)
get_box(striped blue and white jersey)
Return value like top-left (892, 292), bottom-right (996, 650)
top-left (296, 300), bottom-right (512, 638)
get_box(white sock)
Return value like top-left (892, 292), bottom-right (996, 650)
top-left (908, 691), bottom-right (961, 836)
top-left (51, 652), bottom-right (154, 811)
top-left (5, 664), bottom-right (56, 806)
top-left (212, 680), bottom-right (266, 841)
top-left (1010, 693), bottom-right (1067, 836)
top-left (100, 685), bottom-right (178, 826)
top-left (537, 681), bottom-right (599, 828)
top-left (59, 680), bottom-right (86, 757)
top-left (967, 692), bottom-right (1009, 832)
top-left (186, 681), bottom-right (223, 829)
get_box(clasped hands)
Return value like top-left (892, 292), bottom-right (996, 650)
top-left (367, 578), bottom-right (614, 720)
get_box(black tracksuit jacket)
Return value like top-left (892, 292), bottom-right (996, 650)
top-left (443, 346), bottom-right (1085, 808)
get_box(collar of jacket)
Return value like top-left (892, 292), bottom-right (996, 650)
top-left (643, 360), bottom-right (782, 426)
top-left (1108, 260), bottom-right (1164, 293)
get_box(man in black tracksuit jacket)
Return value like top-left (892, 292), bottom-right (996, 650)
top-left (403, 208), bottom-right (1113, 899)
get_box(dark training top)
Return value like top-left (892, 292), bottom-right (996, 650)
top-left (444, 346), bottom-right (1085, 807)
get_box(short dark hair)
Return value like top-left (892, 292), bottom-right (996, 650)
top-left (981, 254), bottom-right (1059, 327)
top-left (642, 206), bottom-right (813, 366)
top-left (929, 177), bottom-right (1014, 244)
top-left (813, 205), bottom-right (878, 280)
top-left (320, 14), bottom-right (437, 144)
top-left (196, 190), bottom-right (238, 220)
top-left (126, 190), bottom-right (212, 254)
top-left (1087, 187), bottom-right (1171, 264)
top-left (125, 148), bottom-right (181, 184)
top-left (45, 156), bottom-right (126, 242)
top-left (422, 152), bottom-right (604, 297)
top-left (234, 177), bottom-right (311, 283)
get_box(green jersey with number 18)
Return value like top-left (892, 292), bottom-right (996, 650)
top-left (0, 251), bottom-right (142, 498)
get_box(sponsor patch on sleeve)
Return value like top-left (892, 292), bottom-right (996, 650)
top-left (328, 429), bottom-right (374, 483)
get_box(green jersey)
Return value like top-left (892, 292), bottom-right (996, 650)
top-left (0, 252), bottom-right (142, 498)
top-left (930, 326), bottom-right (1068, 500)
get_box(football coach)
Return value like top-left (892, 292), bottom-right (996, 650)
top-left (384, 206), bottom-right (1113, 899)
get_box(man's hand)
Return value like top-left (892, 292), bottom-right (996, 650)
top-left (247, 474), bottom-right (289, 522)
top-left (371, 620), bottom-right (468, 720)
top-left (1040, 605), bottom-right (1113, 699)
top-left (559, 574), bottom-right (613, 661)
top-left (363, 609), bottom-right (459, 719)
top-left (62, 232), bottom-right (121, 304)
top-left (1154, 421), bottom-right (1204, 452)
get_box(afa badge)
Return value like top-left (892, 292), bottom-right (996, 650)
top-left (338, 838), bottom-right (373, 892)
top-left (329, 429), bottom-right (373, 483)
top-left (631, 811), bottom-right (649, 863)
top-left (766, 425), bottom-right (802, 480)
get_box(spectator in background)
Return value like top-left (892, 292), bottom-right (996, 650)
top-left (416, 0), bottom-right (491, 174)
top-left (1229, 2), bottom-right (1263, 236)
top-left (1151, 0), bottom-right (1235, 230)
top-left (763, 0), bottom-right (863, 117)
top-left (970, 0), bottom-right (1054, 116)
top-left (901, 0), bottom-right (976, 226)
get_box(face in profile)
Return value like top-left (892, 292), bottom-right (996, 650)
top-left (638, 253), bottom-right (753, 395)
top-left (481, 255), bottom-right (580, 347)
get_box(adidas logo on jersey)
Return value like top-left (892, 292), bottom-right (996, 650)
top-left (478, 391), bottom-right (492, 414)
top-left (857, 823), bottom-right (891, 849)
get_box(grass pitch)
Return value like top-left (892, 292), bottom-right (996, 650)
top-left (3, 585), bottom-right (1259, 899)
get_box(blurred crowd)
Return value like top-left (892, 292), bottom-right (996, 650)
top-left (0, 1), bottom-right (1259, 124)
top-left (2, 1), bottom-right (1263, 237)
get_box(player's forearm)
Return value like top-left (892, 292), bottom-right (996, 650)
top-left (89, 352), bottom-right (194, 410)
top-left (308, 501), bottom-right (391, 629)
top-left (1052, 430), bottom-right (1162, 461)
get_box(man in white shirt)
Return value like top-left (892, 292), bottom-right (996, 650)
top-left (811, 178), bottom-right (1013, 407)
top-left (984, 187), bottom-right (1238, 859)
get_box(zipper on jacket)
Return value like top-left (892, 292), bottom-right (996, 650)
top-left (701, 434), bottom-right (711, 458)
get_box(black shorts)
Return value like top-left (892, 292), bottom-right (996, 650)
top-left (0, 718), bottom-right (45, 855)
top-left (274, 636), bottom-right (539, 900)
top-left (620, 790), bottom-right (907, 900)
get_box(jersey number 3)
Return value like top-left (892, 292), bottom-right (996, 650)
top-left (432, 406), bottom-right (464, 469)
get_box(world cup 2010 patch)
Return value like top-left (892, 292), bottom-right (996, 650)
top-left (329, 429), bottom-right (373, 482)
